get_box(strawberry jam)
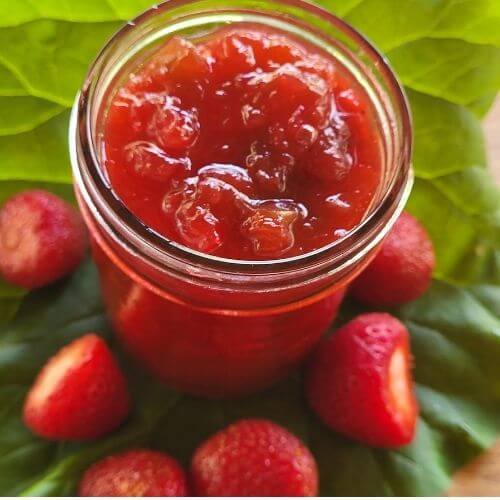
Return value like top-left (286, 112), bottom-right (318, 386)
top-left (104, 26), bottom-right (381, 260)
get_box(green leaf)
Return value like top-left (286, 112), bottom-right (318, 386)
top-left (0, 96), bottom-right (63, 135)
top-left (338, 0), bottom-right (500, 51)
top-left (431, 167), bottom-right (500, 217)
top-left (0, 112), bottom-right (71, 183)
top-left (337, 0), bottom-right (450, 51)
top-left (409, 90), bottom-right (486, 179)
top-left (0, 21), bottom-right (122, 106)
top-left (467, 92), bottom-right (499, 117)
top-left (388, 39), bottom-right (500, 106)
top-left (0, 300), bottom-right (21, 327)
top-left (0, 281), bottom-right (24, 301)
top-left (0, 64), bottom-right (27, 96)
top-left (0, 0), bottom-right (153, 26)
top-left (432, 0), bottom-right (500, 46)
top-left (407, 177), bottom-right (500, 286)
top-left (0, 265), bottom-right (497, 496)
top-left (318, 0), bottom-right (363, 17)
top-left (0, 386), bottom-right (54, 495)
top-left (404, 91), bottom-right (500, 288)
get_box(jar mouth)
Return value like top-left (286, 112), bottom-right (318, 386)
top-left (71, 0), bottom-right (412, 275)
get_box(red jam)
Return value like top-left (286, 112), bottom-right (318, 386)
top-left (104, 26), bottom-right (381, 260)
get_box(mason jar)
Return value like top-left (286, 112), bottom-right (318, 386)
top-left (70, 0), bottom-right (412, 397)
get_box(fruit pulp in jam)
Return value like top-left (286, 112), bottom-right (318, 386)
top-left (104, 26), bottom-right (381, 260)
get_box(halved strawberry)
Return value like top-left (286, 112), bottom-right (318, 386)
top-left (23, 334), bottom-right (130, 441)
top-left (306, 313), bottom-right (418, 448)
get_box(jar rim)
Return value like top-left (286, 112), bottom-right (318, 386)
top-left (70, 0), bottom-right (413, 277)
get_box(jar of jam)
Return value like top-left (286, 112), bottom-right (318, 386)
top-left (70, 0), bottom-right (412, 397)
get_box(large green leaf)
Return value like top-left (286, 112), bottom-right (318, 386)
top-left (432, 0), bottom-right (500, 46)
top-left (388, 39), bottom-right (500, 106)
top-left (0, 261), bottom-right (498, 496)
top-left (409, 91), bottom-right (487, 179)
top-left (0, 0), bottom-right (154, 27)
top-left (0, 21), bottom-right (121, 106)
top-left (468, 92), bottom-right (499, 118)
top-left (0, 112), bottom-right (71, 183)
top-left (6, 0), bottom-right (499, 49)
top-left (0, 96), bottom-right (62, 136)
top-left (0, 64), bottom-right (27, 96)
top-left (339, 0), bottom-right (500, 50)
top-left (407, 177), bottom-right (500, 286)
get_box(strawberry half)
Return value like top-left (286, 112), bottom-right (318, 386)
top-left (23, 334), bottom-right (130, 441)
top-left (79, 449), bottom-right (189, 496)
top-left (306, 313), bottom-right (418, 448)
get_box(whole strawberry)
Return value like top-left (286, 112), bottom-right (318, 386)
top-left (191, 419), bottom-right (318, 496)
top-left (0, 190), bottom-right (88, 289)
top-left (23, 334), bottom-right (130, 440)
top-left (79, 449), bottom-right (189, 496)
top-left (306, 313), bottom-right (418, 448)
top-left (350, 211), bottom-right (435, 306)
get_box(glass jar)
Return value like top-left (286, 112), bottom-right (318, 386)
top-left (70, 0), bottom-right (412, 397)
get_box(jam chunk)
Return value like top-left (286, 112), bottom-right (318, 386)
top-left (104, 26), bottom-right (381, 260)
top-left (124, 141), bottom-right (190, 182)
top-left (242, 200), bottom-right (304, 257)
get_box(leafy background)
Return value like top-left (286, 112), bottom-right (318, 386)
top-left (0, 0), bottom-right (499, 496)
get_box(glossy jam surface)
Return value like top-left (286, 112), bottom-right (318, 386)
top-left (104, 26), bottom-right (381, 260)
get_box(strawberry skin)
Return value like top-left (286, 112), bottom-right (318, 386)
top-left (350, 211), bottom-right (435, 306)
top-left (0, 190), bottom-right (88, 289)
top-left (79, 449), bottom-right (189, 496)
top-left (306, 313), bottom-right (418, 448)
top-left (191, 418), bottom-right (318, 496)
top-left (23, 334), bottom-right (130, 441)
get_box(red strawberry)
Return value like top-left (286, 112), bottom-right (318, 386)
top-left (350, 211), bottom-right (435, 306)
top-left (191, 418), bottom-right (318, 496)
top-left (79, 449), bottom-right (189, 496)
top-left (306, 313), bottom-right (418, 448)
top-left (0, 190), bottom-right (88, 289)
top-left (23, 334), bottom-right (130, 440)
